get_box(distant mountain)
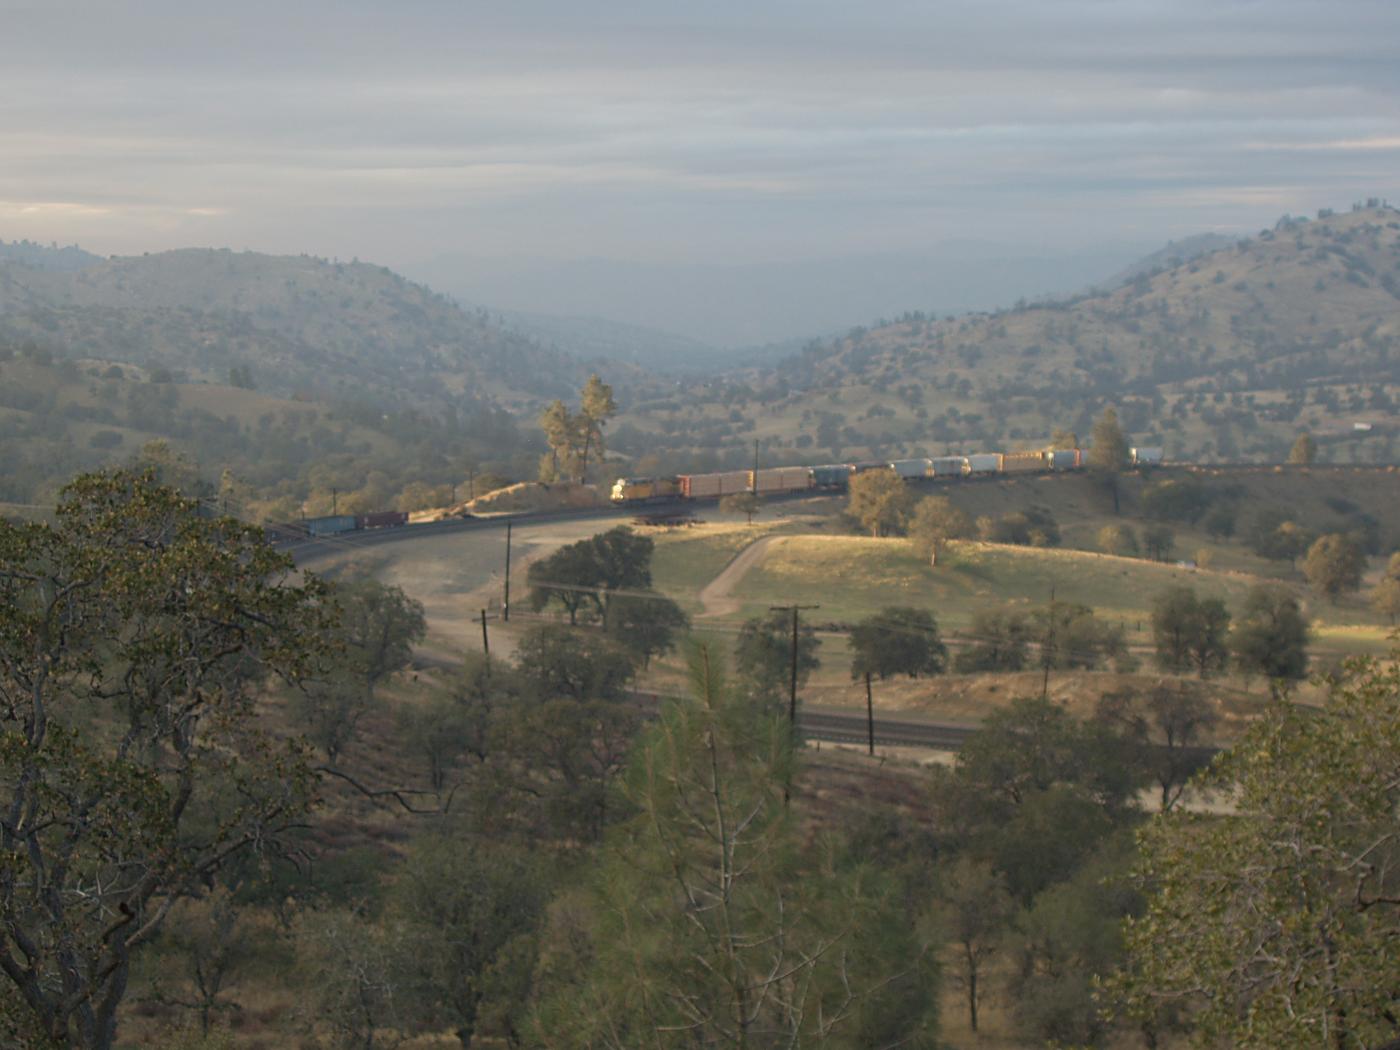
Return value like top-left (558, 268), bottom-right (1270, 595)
top-left (0, 239), bottom-right (102, 273)
top-left (0, 248), bottom-right (584, 410)
top-left (403, 242), bottom-right (1146, 350)
top-left (610, 206), bottom-right (1400, 468)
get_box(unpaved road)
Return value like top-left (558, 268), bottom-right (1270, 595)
top-left (696, 535), bottom-right (782, 618)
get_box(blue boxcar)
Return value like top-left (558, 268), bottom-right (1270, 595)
top-left (810, 464), bottom-right (853, 489)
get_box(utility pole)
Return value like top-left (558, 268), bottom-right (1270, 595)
top-left (770, 603), bottom-right (819, 804)
top-left (751, 438), bottom-right (759, 495)
top-left (865, 670), bottom-right (875, 756)
top-left (331, 487), bottom-right (338, 516)
top-left (502, 520), bottom-right (513, 622)
top-left (1041, 584), bottom-right (1056, 701)
top-left (480, 608), bottom-right (491, 660)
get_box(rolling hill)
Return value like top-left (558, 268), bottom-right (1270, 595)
top-left (609, 204), bottom-right (1400, 473)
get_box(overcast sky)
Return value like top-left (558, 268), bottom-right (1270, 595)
top-left (4, 1), bottom-right (1399, 341)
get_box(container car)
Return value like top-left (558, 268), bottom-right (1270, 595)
top-left (966, 453), bottom-right (1003, 475)
top-left (930, 456), bottom-right (969, 478)
top-left (1048, 448), bottom-right (1081, 471)
top-left (1131, 447), bottom-right (1164, 466)
top-left (889, 458), bottom-right (934, 479)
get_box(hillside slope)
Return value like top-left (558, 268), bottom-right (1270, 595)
top-left (611, 205), bottom-right (1400, 472)
top-left (0, 248), bottom-right (582, 410)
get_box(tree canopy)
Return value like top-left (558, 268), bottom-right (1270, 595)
top-left (846, 468), bottom-right (913, 537)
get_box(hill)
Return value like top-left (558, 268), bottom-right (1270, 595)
top-left (608, 204), bottom-right (1400, 473)
top-left (0, 247), bottom-right (584, 411)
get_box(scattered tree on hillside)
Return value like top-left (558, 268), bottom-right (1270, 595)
top-left (1288, 430), bottom-right (1318, 465)
top-left (953, 610), bottom-right (1032, 673)
top-left (908, 495), bottom-right (973, 565)
top-left (606, 590), bottom-right (689, 668)
top-left (1247, 509), bottom-right (1315, 566)
top-left (1097, 522), bottom-right (1140, 557)
top-left (576, 373), bottom-right (618, 482)
top-left (847, 467), bottom-right (913, 537)
top-left (850, 608), bottom-right (948, 736)
top-left (527, 526), bottom-right (654, 626)
top-left (1142, 522), bottom-right (1176, 562)
top-left (1034, 599), bottom-right (1132, 673)
top-left (1110, 652), bottom-right (1400, 1047)
top-left (1372, 553), bottom-right (1400, 623)
top-left (734, 609), bottom-right (821, 708)
top-left (537, 374), bottom-right (617, 483)
top-left (937, 857), bottom-right (1015, 1034)
top-left (719, 490), bottom-right (761, 524)
top-left (1231, 584), bottom-right (1310, 683)
top-left (1151, 585), bottom-right (1230, 678)
top-left (1087, 407), bottom-right (1130, 513)
top-left (1303, 532), bottom-right (1366, 600)
top-left (1050, 428), bottom-right (1080, 449)
top-left (0, 470), bottom-right (331, 1050)
top-left (1095, 683), bottom-right (1219, 810)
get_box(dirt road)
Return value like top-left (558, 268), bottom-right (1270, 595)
top-left (696, 535), bottom-right (782, 618)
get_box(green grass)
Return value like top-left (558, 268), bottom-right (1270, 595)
top-left (649, 519), bottom-right (796, 607)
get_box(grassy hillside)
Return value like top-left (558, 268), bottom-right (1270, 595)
top-left (609, 204), bottom-right (1400, 474)
top-left (0, 247), bottom-right (585, 410)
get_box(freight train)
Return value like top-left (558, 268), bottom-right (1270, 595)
top-left (609, 446), bottom-right (1164, 504)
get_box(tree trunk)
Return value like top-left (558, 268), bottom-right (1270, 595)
top-left (968, 966), bottom-right (978, 1032)
top-left (865, 672), bottom-right (875, 756)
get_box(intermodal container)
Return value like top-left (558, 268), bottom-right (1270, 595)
top-left (889, 458), bottom-right (933, 479)
top-left (680, 471), bottom-right (752, 499)
top-left (1002, 450), bottom-right (1048, 474)
top-left (1048, 448), bottom-right (1081, 471)
top-left (357, 511), bottom-right (409, 530)
top-left (305, 515), bottom-right (357, 537)
top-left (751, 467), bottom-right (813, 494)
top-left (1131, 447), bottom-right (1164, 465)
top-left (966, 453), bottom-right (1003, 474)
top-left (929, 456), bottom-right (969, 478)
top-left (810, 464), bottom-right (853, 489)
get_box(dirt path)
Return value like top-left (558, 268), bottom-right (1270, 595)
top-left (697, 535), bottom-right (783, 618)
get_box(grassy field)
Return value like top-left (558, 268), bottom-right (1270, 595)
top-left (647, 518), bottom-right (798, 607)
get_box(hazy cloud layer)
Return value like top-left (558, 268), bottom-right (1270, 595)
top-left (3, 1), bottom-right (1398, 341)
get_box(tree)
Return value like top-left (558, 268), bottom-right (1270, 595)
top-left (1231, 584), bottom-right (1309, 682)
top-left (0, 470), bottom-right (330, 1049)
top-left (1288, 431), bottom-right (1318, 464)
top-left (846, 468), bottom-right (912, 537)
top-left (539, 399), bottom-right (577, 482)
top-left (1151, 585), bottom-right (1230, 678)
top-left (733, 609), bottom-right (821, 707)
top-left (1095, 683), bottom-right (1219, 810)
top-left (1033, 599), bottom-right (1130, 672)
top-left (1096, 522), bottom-right (1139, 557)
top-left (1304, 532), bottom-right (1366, 601)
top-left (513, 625), bottom-right (637, 703)
top-left (936, 858), bottom-right (1014, 1034)
top-left (1087, 407), bottom-right (1130, 513)
top-left (575, 374), bottom-right (617, 482)
top-left (908, 495), bottom-right (973, 565)
top-left (1141, 522), bottom-right (1175, 562)
top-left (953, 610), bottom-right (1031, 673)
top-left (299, 909), bottom-right (413, 1050)
top-left (529, 646), bottom-right (938, 1047)
top-left (719, 490), bottom-right (761, 524)
top-left (527, 527), bottom-right (653, 627)
top-left (393, 837), bottom-right (547, 1049)
top-left (850, 607), bottom-right (948, 681)
top-left (1371, 553), bottom-right (1400, 623)
top-left (605, 590), bottom-right (689, 668)
top-left (1110, 653), bottom-right (1400, 1048)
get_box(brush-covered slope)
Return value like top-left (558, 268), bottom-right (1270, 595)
top-left (612, 206), bottom-right (1400, 471)
top-left (0, 248), bottom-right (582, 409)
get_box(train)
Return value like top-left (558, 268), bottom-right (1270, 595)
top-left (266, 509), bottom-right (414, 542)
top-left (610, 446), bottom-right (1164, 504)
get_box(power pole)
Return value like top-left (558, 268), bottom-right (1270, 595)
top-left (1041, 584), bottom-right (1056, 701)
top-left (770, 603), bottom-right (819, 804)
top-left (480, 608), bottom-right (491, 659)
top-left (503, 520), bottom-right (513, 622)
top-left (865, 670), bottom-right (875, 756)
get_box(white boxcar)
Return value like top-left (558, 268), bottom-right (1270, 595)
top-left (966, 453), bottom-right (1003, 475)
top-left (889, 458), bottom-right (933, 479)
top-left (1131, 447), bottom-right (1164, 465)
top-left (930, 456), bottom-right (969, 478)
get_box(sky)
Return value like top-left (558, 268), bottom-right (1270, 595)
top-left (3, 0), bottom-right (1399, 344)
